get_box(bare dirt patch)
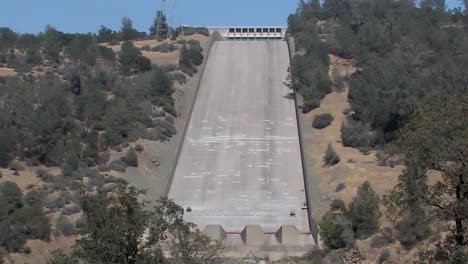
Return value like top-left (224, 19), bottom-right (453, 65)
top-left (0, 67), bottom-right (16, 77)
top-left (9, 236), bottom-right (77, 264)
top-left (0, 165), bottom-right (60, 192)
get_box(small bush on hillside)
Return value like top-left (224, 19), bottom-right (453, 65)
top-left (170, 72), bottom-right (187, 84)
top-left (54, 215), bottom-right (75, 237)
top-left (61, 203), bottom-right (81, 215)
top-left (108, 160), bottom-right (127, 173)
top-left (62, 150), bottom-right (80, 177)
top-left (136, 56), bottom-right (152, 72)
top-left (152, 43), bottom-right (178, 53)
top-left (135, 144), bottom-right (144, 152)
top-left (302, 98), bottom-right (321, 113)
top-left (98, 46), bottom-right (116, 61)
top-left (163, 105), bottom-right (177, 118)
top-left (341, 122), bottom-right (375, 152)
top-left (178, 41), bottom-right (204, 75)
top-left (313, 113), bottom-right (334, 129)
top-left (180, 27), bottom-right (210, 37)
top-left (119, 41), bottom-right (151, 75)
top-left (301, 246), bottom-right (326, 263)
top-left (176, 39), bottom-right (187, 45)
top-left (324, 143), bottom-right (340, 166)
top-left (165, 115), bottom-right (175, 124)
top-left (121, 148), bottom-right (138, 167)
top-left (9, 162), bottom-right (25, 171)
top-left (25, 49), bottom-right (43, 65)
top-left (320, 211), bottom-right (355, 249)
top-left (335, 182), bottom-right (346, 192)
top-left (140, 45), bottom-right (151, 51)
top-left (378, 249), bottom-right (390, 264)
top-left (36, 170), bottom-right (53, 182)
top-left (98, 152), bottom-right (111, 165)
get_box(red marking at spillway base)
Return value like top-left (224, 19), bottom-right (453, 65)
top-left (225, 230), bottom-right (312, 235)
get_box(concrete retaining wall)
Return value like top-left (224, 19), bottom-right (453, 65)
top-left (285, 34), bottom-right (321, 245)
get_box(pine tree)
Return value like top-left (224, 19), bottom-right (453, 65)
top-left (348, 181), bottom-right (381, 239)
top-left (324, 143), bottom-right (340, 166)
top-left (123, 148), bottom-right (138, 167)
top-left (0, 137), bottom-right (10, 168)
top-left (121, 17), bottom-right (138, 41)
top-left (149, 11), bottom-right (169, 39)
top-left (385, 97), bottom-right (467, 248)
top-left (62, 144), bottom-right (81, 177)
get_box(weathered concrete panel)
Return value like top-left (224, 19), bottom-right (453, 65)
top-left (276, 225), bottom-right (300, 245)
top-left (241, 225), bottom-right (264, 246)
top-left (203, 225), bottom-right (227, 242)
top-left (169, 41), bottom-right (309, 232)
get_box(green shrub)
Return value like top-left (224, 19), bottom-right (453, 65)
top-left (136, 56), bottom-right (151, 72)
top-left (378, 249), bottom-right (390, 264)
top-left (178, 44), bottom-right (204, 76)
top-left (348, 181), bottom-right (381, 239)
top-left (62, 150), bottom-right (80, 177)
top-left (61, 203), bottom-right (81, 215)
top-left (324, 143), bottom-right (340, 166)
top-left (24, 190), bottom-right (45, 207)
top-left (119, 41), bottom-right (151, 75)
top-left (0, 138), bottom-right (10, 168)
top-left (313, 113), bottom-right (334, 129)
top-left (9, 162), bottom-right (25, 171)
top-left (54, 215), bottom-right (75, 236)
top-left (180, 27), bottom-right (210, 37)
top-left (320, 211), bottom-right (354, 249)
top-left (152, 43), bottom-right (178, 53)
top-left (121, 148), bottom-right (138, 167)
top-left (140, 45), bottom-right (151, 51)
top-left (25, 49), bottom-right (42, 65)
top-left (302, 98), bottom-right (320, 113)
top-left (135, 144), bottom-right (144, 152)
top-left (335, 182), bottom-right (346, 192)
top-left (108, 160), bottom-right (126, 172)
top-left (170, 72), bottom-right (187, 84)
top-left (341, 122), bottom-right (375, 152)
top-left (98, 46), bottom-right (116, 61)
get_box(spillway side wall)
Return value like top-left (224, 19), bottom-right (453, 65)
top-left (285, 33), bottom-right (321, 245)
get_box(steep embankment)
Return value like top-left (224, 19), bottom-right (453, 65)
top-left (298, 54), bottom-right (402, 219)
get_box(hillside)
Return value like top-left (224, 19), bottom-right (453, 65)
top-left (288, 0), bottom-right (467, 263)
top-left (0, 18), bottom-right (211, 262)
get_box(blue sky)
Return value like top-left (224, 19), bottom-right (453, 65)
top-left (0, 0), bottom-right (464, 34)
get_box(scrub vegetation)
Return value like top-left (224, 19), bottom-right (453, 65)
top-left (0, 11), bottom-right (208, 263)
top-left (289, 0), bottom-right (467, 263)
